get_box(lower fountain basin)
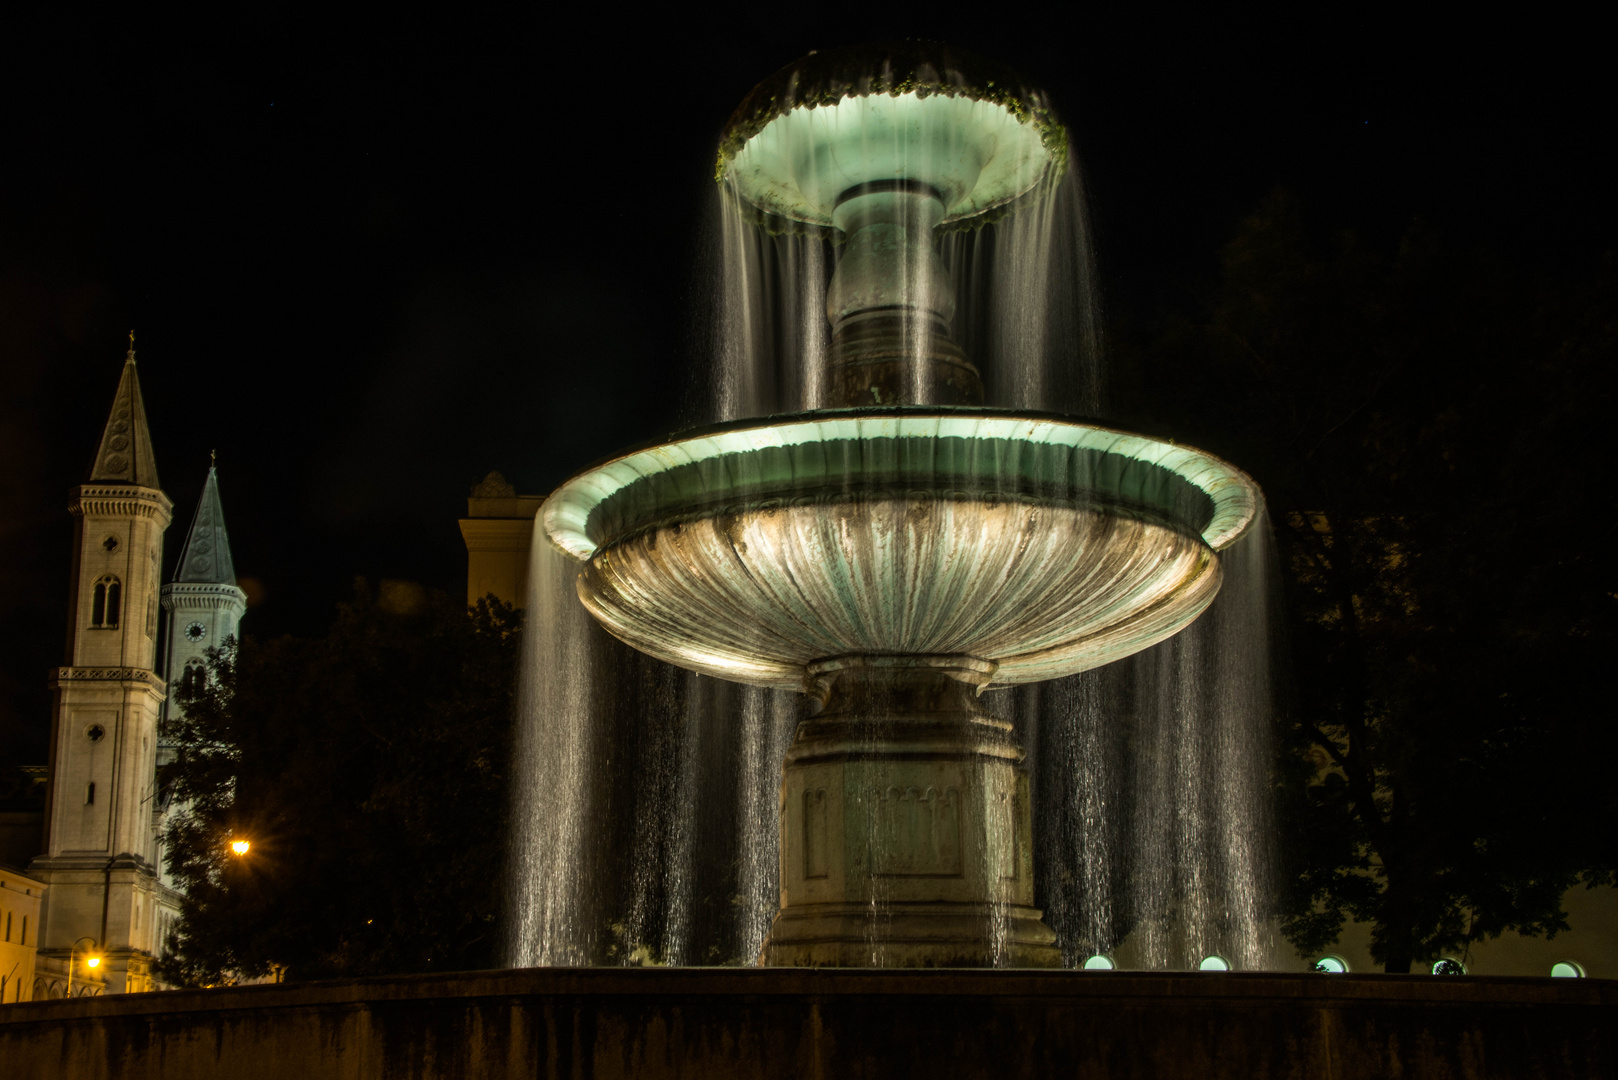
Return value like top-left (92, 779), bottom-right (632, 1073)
top-left (542, 409), bottom-right (1259, 689)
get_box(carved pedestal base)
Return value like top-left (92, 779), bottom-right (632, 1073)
top-left (760, 656), bottom-right (1059, 968)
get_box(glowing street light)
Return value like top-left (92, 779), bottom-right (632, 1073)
top-left (67, 936), bottom-right (101, 998)
top-left (230, 839), bottom-right (250, 856)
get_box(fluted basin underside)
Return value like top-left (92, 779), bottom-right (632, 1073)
top-left (543, 409), bottom-right (1259, 690)
top-left (584, 499), bottom-right (1218, 687)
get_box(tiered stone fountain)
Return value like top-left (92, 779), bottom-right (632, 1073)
top-left (542, 44), bottom-right (1259, 967)
top-left (10, 44), bottom-right (1602, 1080)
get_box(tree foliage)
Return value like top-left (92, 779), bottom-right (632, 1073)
top-left (157, 583), bottom-right (522, 986)
top-left (1118, 191), bottom-right (1618, 971)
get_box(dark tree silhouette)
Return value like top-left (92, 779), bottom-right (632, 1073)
top-left (1116, 191), bottom-right (1618, 971)
top-left (157, 583), bottom-right (522, 985)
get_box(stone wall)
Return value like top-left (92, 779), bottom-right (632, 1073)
top-left (0, 967), bottom-right (1612, 1079)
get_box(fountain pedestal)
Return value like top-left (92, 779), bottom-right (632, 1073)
top-left (762, 656), bottom-right (1060, 967)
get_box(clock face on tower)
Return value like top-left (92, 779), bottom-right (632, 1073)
top-left (184, 621), bottom-right (207, 642)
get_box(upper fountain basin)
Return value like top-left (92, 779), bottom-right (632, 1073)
top-left (543, 410), bottom-right (1260, 690)
top-left (718, 42), bottom-right (1066, 232)
top-left (725, 92), bottom-right (1056, 230)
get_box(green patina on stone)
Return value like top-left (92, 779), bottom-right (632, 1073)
top-left (715, 41), bottom-right (1069, 237)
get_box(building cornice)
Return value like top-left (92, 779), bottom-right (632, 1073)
top-left (460, 517), bottom-right (538, 551)
top-left (51, 667), bottom-right (167, 696)
top-left (30, 851), bottom-right (160, 876)
top-left (160, 583), bottom-right (248, 610)
top-left (466, 495), bottom-right (545, 519)
top-left (0, 865), bottom-right (48, 890)
top-left (70, 484), bottom-right (174, 522)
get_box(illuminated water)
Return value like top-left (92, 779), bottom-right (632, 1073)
top-left (508, 146), bottom-right (1277, 971)
top-left (1021, 512), bottom-right (1278, 969)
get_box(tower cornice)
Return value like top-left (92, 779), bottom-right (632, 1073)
top-left (51, 666), bottom-right (168, 696)
top-left (160, 582), bottom-right (249, 611)
top-left (70, 484), bottom-right (175, 523)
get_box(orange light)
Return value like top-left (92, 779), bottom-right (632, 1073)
top-left (230, 839), bottom-right (250, 856)
top-left (86, 956), bottom-right (101, 969)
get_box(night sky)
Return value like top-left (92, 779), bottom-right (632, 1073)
top-left (1, 12), bottom-right (1610, 763)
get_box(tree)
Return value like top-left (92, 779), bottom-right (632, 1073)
top-left (157, 582), bottom-right (522, 985)
top-left (1116, 192), bottom-right (1618, 971)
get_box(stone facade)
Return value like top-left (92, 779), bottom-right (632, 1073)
top-left (0, 867), bottom-right (45, 1003)
top-left (20, 346), bottom-right (243, 999)
top-left (458, 471), bottom-right (543, 608)
top-left (29, 425), bottom-right (174, 995)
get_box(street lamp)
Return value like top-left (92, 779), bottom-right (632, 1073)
top-left (230, 838), bottom-right (250, 856)
top-left (66, 936), bottom-right (101, 999)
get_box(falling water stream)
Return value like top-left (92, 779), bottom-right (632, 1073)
top-left (508, 125), bottom-right (1279, 971)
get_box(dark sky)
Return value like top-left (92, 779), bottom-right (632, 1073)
top-left (1, 11), bottom-right (1611, 761)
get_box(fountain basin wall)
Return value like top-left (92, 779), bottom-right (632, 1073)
top-left (3, 968), bottom-right (1612, 1079)
top-left (544, 409), bottom-right (1260, 689)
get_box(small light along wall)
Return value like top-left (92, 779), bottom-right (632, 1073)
top-left (1198, 955), bottom-right (1231, 972)
top-left (1308, 955), bottom-right (1588, 977)
top-left (1082, 955), bottom-right (1115, 971)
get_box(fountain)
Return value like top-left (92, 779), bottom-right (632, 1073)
top-left (9, 45), bottom-right (1608, 1080)
top-left (538, 43), bottom-right (1260, 967)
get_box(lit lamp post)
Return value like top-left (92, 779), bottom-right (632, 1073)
top-left (66, 936), bottom-right (101, 999)
top-left (230, 837), bottom-right (250, 856)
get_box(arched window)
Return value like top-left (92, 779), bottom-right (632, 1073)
top-left (182, 661), bottom-right (207, 698)
top-left (91, 576), bottom-right (122, 628)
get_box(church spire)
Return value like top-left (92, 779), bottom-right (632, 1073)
top-left (174, 463), bottom-right (237, 585)
top-left (87, 331), bottom-right (161, 489)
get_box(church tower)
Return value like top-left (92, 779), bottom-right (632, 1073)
top-left (31, 339), bottom-right (173, 995)
top-left (155, 464), bottom-right (246, 899)
top-left (161, 464), bottom-right (246, 689)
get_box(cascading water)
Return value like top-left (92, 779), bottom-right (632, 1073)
top-left (944, 166), bottom-right (1104, 416)
top-left (1021, 511), bottom-right (1279, 970)
top-left (508, 537), bottom-right (606, 966)
top-left (508, 43), bottom-right (1279, 971)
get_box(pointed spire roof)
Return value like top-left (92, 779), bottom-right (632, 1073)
top-left (87, 332), bottom-right (161, 489)
top-left (175, 463), bottom-right (238, 584)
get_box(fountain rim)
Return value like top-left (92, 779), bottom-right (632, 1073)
top-left (541, 406), bottom-right (1261, 561)
top-left (715, 41), bottom-right (1068, 236)
top-left (720, 90), bottom-right (1060, 234)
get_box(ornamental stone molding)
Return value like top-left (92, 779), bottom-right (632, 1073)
top-left (160, 583), bottom-right (249, 611)
top-left (52, 666), bottom-right (168, 694)
top-left (70, 485), bottom-right (174, 522)
top-left (459, 518), bottom-right (536, 550)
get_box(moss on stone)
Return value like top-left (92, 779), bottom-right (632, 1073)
top-left (715, 41), bottom-right (1069, 236)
